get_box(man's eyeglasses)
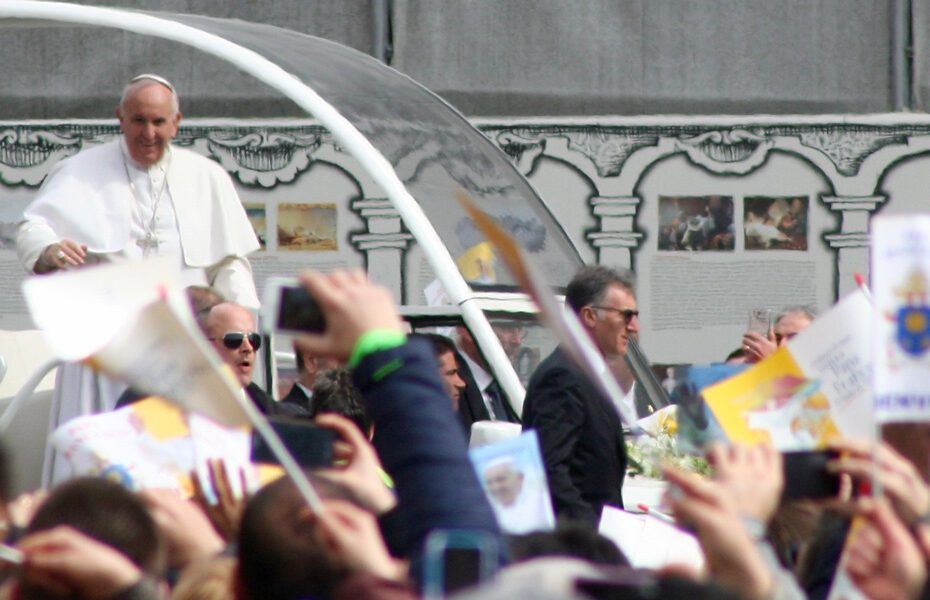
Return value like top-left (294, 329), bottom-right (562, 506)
top-left (591, 306), bottom-right (640, 323)
top-left (210, 332), bottom-right (262, 350)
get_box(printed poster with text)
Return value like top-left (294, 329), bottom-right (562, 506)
top-left (872, 216), bottom-right (930, 422)
top-left (702, 290), bottom-right (873, 450)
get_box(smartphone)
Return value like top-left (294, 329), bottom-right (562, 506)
top-left (747, 309), bottom-right (772, 335)
top-left (250, 417), bottom-right (336, 468)
top-left (422, 530), bottom-right (499, 598)
top-left (262, 277), bottom-right (326, 334)
top-left (781, 450), bottom-right (841, 500)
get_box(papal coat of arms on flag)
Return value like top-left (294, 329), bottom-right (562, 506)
top-left (892, 269), bottom-right (930, 358)
top-left (872, 216), bottom-right (930, 422)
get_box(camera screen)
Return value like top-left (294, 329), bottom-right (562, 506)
top-left (277, 286), bottom-right (326, 333)
top-left (443, 547), bottom-right (482, 593)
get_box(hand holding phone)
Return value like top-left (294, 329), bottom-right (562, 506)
top-left (781, 450), bottom-right (841, 500)
top-left (313, 413), bottom-right (397, 515)
top-left (263, 277), bottom-right (326, 334)
top-left (747, 309), bottom-right (772, 336)
top-left (264, 271), bottom-right (405, 363)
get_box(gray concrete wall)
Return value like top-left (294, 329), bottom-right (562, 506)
top-left (0, 1), bottom-right (908, 118)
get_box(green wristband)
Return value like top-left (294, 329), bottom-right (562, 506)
top-left (348, 329), bottom-right (407, 368)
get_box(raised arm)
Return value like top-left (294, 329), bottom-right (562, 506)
top-left (294, 270), bottom-right (501, 560)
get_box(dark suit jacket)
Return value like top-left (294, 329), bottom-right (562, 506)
top-left (456, 353), bottom-right (520, 434)
top-left (281, 382), bottom-right (312, 413)
top-left (521, 347), bottom-right (627, 527)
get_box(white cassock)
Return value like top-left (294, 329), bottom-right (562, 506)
top-left (16, 138), bottom-right (261, 484)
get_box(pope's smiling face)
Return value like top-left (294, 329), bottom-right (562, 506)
top-left (116, 82), bottom-right (181, 168)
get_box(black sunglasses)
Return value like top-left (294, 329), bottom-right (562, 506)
top-left (591, 306), bottom-right (640, 323)
top-left (211, 331), bottom-right (262, 350)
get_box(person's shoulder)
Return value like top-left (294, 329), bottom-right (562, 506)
top-left (51, 140), bottom-right (120, 172)
top-left (526, 348), bottom-right (582, 394)
top-left (170, 146), bottom-right (236, 188)
top-left (531, 348), bottom-right (575, 378)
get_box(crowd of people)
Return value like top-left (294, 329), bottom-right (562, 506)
top-left (3, 269), bottom-right (930, 600)
top-left (5, 73), bottom-right (930, 600)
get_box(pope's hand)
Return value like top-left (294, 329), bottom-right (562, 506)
top-left (37, 240), bottom-right (87, 273)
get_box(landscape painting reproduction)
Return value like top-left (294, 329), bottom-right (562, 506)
top-left (277, 203), bottom-right (338, 251)
top-left (244, 204), bottom-right (267, 250)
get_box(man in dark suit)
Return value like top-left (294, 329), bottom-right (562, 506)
top-left (281, 344), bottom-right (336, 412)
top-left (522, 265), bottom-right (640, 527)
top-left (455, 326), bottom-right (521, 434)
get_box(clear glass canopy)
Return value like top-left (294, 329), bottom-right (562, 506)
top-left (162, 11), bottom-right (584, 291)
top-left (0, 6), bottom-right (583, 290)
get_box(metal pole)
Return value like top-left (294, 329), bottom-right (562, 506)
top-left (371, 0), bottom-right (390, 64)
top-left (893, 0), bottom-right (912, 111)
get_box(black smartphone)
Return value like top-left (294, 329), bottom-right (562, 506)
top-left (781, 450), bottom-right (841, 500)
top-left (262, 277), bottom-right (326, 334)
top-left (250, 417), bottom-right (336, 468)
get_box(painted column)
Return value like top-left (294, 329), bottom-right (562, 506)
top-left (350, 197), bottom-right (414, 302)
top-left (822, 195), bottom-right (886, 297)
top-left (586, 195), bottom-right (643, 269)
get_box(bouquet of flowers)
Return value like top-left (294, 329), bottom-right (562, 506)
top-left (625, 405), bottom-right (712, 479)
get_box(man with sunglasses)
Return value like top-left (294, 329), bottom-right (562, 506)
top-left (203, 302), bottom-right (311, 416)
top-left (117, 302), bottom-right (305, 416)
top-left (521, 265), bottom-right (640, 527)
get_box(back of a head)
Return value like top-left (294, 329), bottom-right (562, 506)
top-left (776, 305), bottom-right (817, 323)
top-left (509, 522), bottom-right (629, 567)
top-left (309, 368), bottom-right (370, 434)
top-left (187, 285), bottom-right (226, 320)
top-left (25, 478), bottom-right (163, 575)
top-left (20, 477), bottom-right (163, 600)
top-left (565, 266), bottom-right (635, 315)
top-left (410, 332), bottom-right (458, 359)
top-left (238, 477), bottom-right (349, 600)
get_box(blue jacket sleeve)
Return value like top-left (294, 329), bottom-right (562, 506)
top-left (351, 339), bottom-right (503, 560)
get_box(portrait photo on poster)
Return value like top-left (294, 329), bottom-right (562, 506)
top-left (469, 430), bottom-right (555, 535)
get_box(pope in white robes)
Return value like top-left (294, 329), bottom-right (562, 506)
top-left (15, 74), bottom-right (261, 484)
top-left (16, 74), bottom-right (259, 307)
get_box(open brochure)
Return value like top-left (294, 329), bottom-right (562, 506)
top-left (49, 397), bottom-right (259, 497)
top-left (702, 290), bottom-right (874, 450)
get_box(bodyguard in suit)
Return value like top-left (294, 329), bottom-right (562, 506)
top-left (456, 326), bottom-right (521, 431)
top-left (282, 344), bottom-right (337, 412)
top-left (522, 265), bottom-right (640, 527)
